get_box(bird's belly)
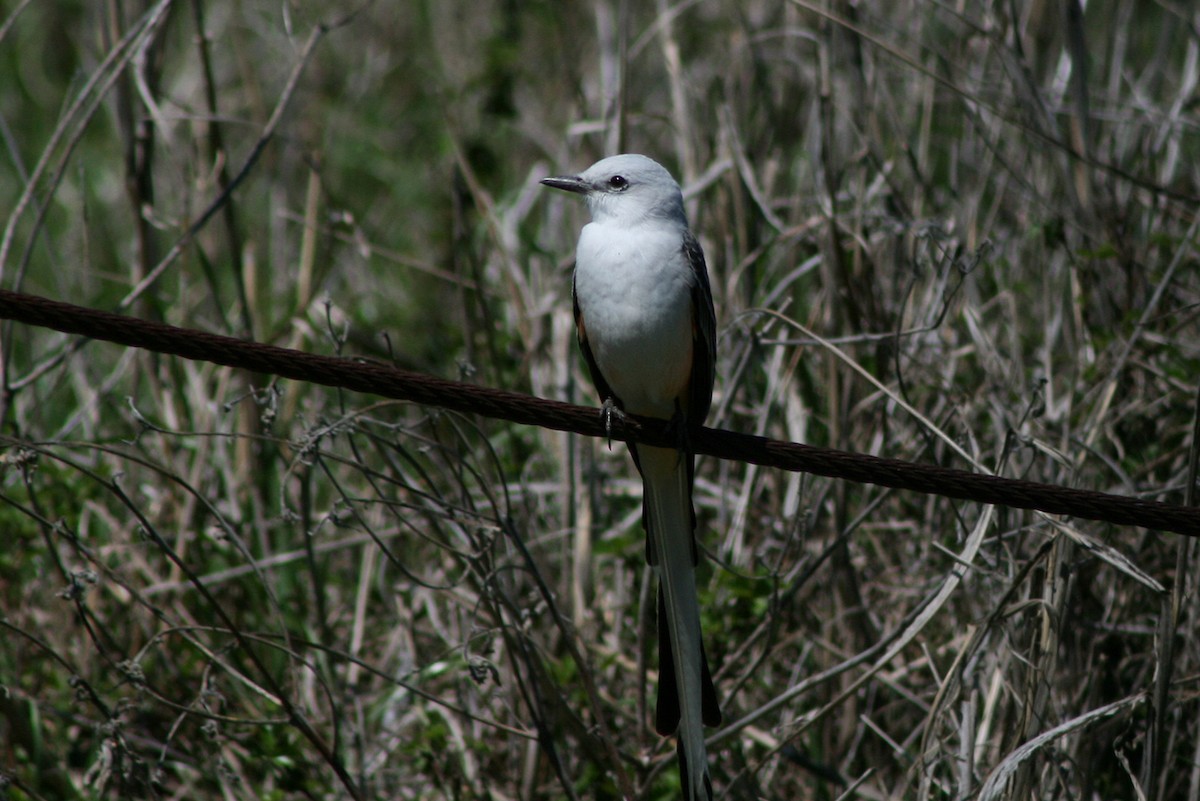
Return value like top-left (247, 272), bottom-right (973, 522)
top-left (575, 257), bottom-right (694, 419)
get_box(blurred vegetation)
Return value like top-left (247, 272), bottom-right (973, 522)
top-left (1, 0), bottom-right (1198, 799)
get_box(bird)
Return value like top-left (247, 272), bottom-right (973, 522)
top-left (541, 154), bottom-right (721, 800)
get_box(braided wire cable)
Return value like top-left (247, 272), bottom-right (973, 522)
top-left (1, 288), bottom-right (1196, 536)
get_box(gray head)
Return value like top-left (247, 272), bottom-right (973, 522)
top-left (541, 154), bottom-right (686, 225)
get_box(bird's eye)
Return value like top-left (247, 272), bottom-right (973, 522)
top-left (608, 175), bottom-right (628, 190)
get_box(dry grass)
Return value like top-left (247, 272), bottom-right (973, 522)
top-left (1, 1), bottom-right (1198, 799)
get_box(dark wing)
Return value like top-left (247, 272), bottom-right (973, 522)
top-left (680, 228), bottom-right (716, 556)
top-left (682, 230), bottom-right (717, 430)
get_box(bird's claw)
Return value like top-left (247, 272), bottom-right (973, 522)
top-left (600, 397), bottom-right (625, 448)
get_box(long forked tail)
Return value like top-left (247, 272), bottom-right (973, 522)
top-left (638, 444), bottom-right (721, 801)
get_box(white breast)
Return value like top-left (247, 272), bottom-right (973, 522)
top-left (574, 220), bottom-right (695, 419)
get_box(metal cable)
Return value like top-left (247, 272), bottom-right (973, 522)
top-left (1, 288), bottom-right (1196, 536)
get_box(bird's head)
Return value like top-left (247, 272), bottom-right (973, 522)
top-left (541, 154), bottom-right (686, 226)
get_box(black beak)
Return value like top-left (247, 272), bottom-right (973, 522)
top-left (540, 175), bottom-right (589, 194)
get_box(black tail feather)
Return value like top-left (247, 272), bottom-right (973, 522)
top-left (654, 586), bottom-right (722, 734)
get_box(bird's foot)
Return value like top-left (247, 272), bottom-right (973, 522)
top-left (600, 397), bottom-right (626, 448)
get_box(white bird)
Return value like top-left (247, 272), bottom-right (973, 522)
top-left (542, 154), bottom-right (721, 800)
